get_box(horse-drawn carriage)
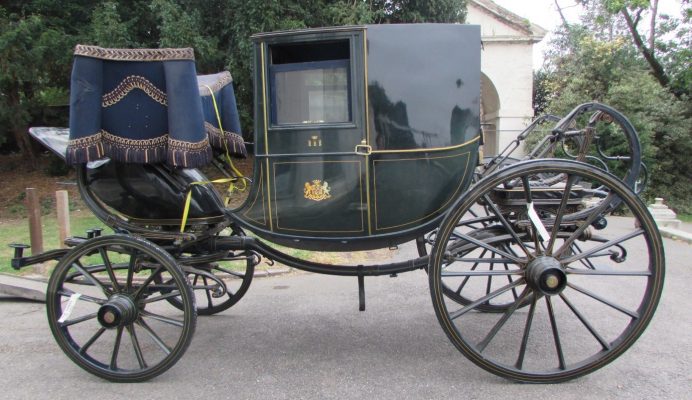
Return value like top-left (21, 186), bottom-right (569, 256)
top-left (10, 24), bottom-right (664, 383)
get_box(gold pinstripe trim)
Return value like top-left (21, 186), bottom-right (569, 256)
top-left (242, 164), bottom-right (267, 225)
top-left (373, 151), bottom-right (471, 231)
top-left (271, 160), bottom-right (365, 233)
top-left (260, 44), bottom-right (273, 230)
top-left (371, 135), bottom-right (480, 154)
top-left (362, 29), bottom-right (373, 235)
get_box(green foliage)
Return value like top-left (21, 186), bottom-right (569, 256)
top-left (89, 2), bottom-right (134, 48)
top-left (150, 0), bottom-right (221, 71)
top-left (538, 2), bottom-right (692, 213)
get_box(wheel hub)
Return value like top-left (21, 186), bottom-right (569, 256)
top-left (526, 256), bottom-right (567, 296)
top-left (97, 294), bottom-right (138, 329)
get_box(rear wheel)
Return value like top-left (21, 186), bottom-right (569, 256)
top-left (429, 160), bottom-right (664, 383)
top-left (162, 255), bottom-right (255, 316)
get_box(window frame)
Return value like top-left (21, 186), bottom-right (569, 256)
top-left (267, 43), bottom-right (355, 129)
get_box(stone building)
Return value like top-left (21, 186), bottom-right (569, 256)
top-left (466, 0), bottom-right (547, 156)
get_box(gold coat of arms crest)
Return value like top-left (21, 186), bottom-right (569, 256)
top-left (304, 180), bottom-right (331, 201)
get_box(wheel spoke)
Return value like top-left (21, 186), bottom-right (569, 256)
top-left (454, 233), bottom-right (525, 263)
top-left (203, 276), bottom-right (213, 309)
top-left (99, 247), bottom-right (120, 292)
top-left (567, 282), bottom-right (639, 319)
top-left (140, 310), bottom-right (184, 327)
top-left (453, 249), bottom-right (487, 294)
top-left (566, 269), bottom-right (651, 276)
top-left (213, 265), bottom-right (246, 278)
top-left (452, 256), bottom-right (515, 263)
top-left (132, 266), bottom-right (163, 300)
top-left (79, 327), bottom-right (106, 355)
top-left (58, 289), bottom-right (105, 305)
top-left (521, 176), bottom-right (544, 256)
top-left (442, 270), bottom-right (523, 277)
top-left (559, 293), bottom-right (611, 351)
top-left (553, 194), bottom-right (615, 258)
top-left (71, 261), bottom-right (111, 296)
top-left (482, 194), bottom-right (532, 257)
top-left (126, 325), bottom-right (148, 369)
top-left (139, 290), bottom-right (182, 304)
top-left (136, 318), bottom-right (171, 355)
top-left (560, 229), bottom-right (643, 264)
top-left (477, 291), bottom-right (532, 352)
top-left (485, 253), bottom-right (495, 296)
top-left (110, 326), bottom-right (123, 370)
top-left (545, 296), bottom-right (566, 370)
top-left (449, 279), bottom-right (525, 320)
top-left (515, 294), bottom-right (538, 369)
top-left (572, 243), bottom-right (596, 269)
top-left (503, 263), bottom-right (520, 300)
top-left (59, 312), bottom-right (98, 327)
top-left (126, 250), bottom-right (138, 292)
top-left (546, 174), bottom-right (578, 255)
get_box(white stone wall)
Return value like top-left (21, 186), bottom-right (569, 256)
top-left (466, 1), bottom-right (543, 156)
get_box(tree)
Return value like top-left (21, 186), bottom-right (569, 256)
top-left (0, 11), bottom-right (75, 165)
top-left (538, 4), bottom-right (692, 213)
top-left (577, 0), bottom-right (691, 99)
top-left (89, 2), bottom-right (135, 48)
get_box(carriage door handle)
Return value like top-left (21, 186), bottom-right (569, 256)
top-left (355, 140), bottom-right (372, 156)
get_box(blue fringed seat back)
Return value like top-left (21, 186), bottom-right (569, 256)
top-left (66, 45), bottom-right (245, 167)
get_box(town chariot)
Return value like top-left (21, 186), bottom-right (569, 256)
top-left (10, 24), bottom-right (663, 383)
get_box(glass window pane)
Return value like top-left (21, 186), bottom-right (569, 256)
top-left (272, 61), bottom-right (350, 125)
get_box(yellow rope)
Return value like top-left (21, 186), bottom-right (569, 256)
top-left (180, 177), bottom-right (238, 233)
top-left (203, 84), bottom-right (247, 197)
top-left (180, 85), bottom-right (247, 233)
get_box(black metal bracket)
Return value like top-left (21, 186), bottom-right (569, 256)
top-left (10, 247), bottom-right (69, 270)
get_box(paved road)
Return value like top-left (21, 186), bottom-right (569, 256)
top-left (0, 234), bottom-right (689, 399)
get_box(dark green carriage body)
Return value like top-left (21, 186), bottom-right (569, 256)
top-left (234, 24), bottom-right (481, 250)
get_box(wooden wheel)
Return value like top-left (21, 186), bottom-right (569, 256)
top-left (429, 160), bottom-right (664, 382)
top-left (159, 254), bottom-right (255, 316)
top-left (46, 235), bottom-right (196, 382)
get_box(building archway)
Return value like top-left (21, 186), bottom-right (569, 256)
top-left (467, 0), bottom-right (546, 157)
top-left (481, 72), bottom-right (500, 156)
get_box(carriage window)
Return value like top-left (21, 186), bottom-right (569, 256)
top-left (270, 40), bottom-right (351, 125)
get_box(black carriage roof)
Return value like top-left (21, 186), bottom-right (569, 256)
top-left (250, 25), bottom-right (366, 41)
top-left (250, 23), bottom-right (477, 41)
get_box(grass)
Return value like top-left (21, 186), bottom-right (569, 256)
top-left (0, 210), bottom-right (106, 275)
top-left (678, 213), bottom-right (692, 223)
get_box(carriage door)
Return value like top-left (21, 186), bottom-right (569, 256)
top-left (257, 30), bottom-right (369, 237)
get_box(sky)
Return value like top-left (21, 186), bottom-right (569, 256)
top-left (490, 0), bottom-right (684, 69)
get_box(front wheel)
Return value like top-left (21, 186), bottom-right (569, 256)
top-left (46, 235), bottom-right (196, 382)
top-left (429, 159), bottom-right (664, 383)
